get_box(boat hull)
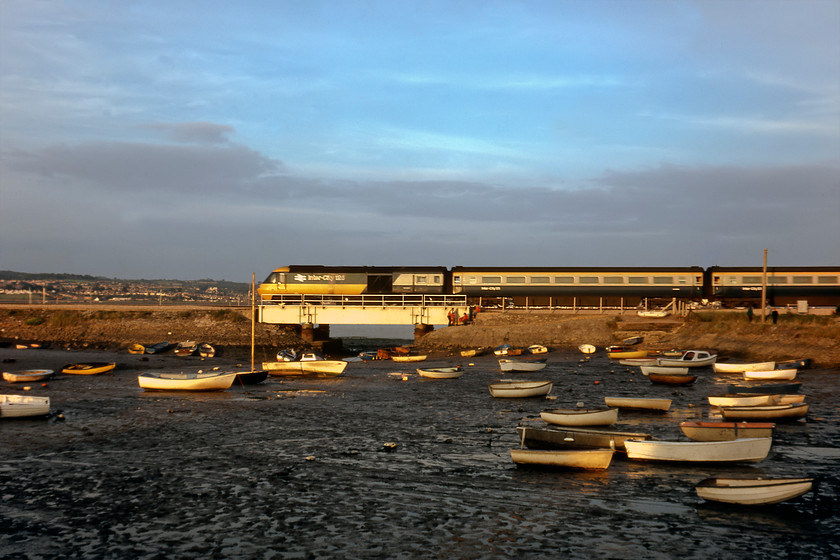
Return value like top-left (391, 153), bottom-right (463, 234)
top-left (2, 369), bottom-right (54, 383)
top-left (488, 381), bottom-right (552, 398)
top-left (624, 437), bottom-right (772, 463)
top-left (603, 397), bottom-right (671, 411)
top-left (0, 394), bottom-right (51, 418)
top-left (61, 362), bottom-right (116, 375)
top-left (695, 477), bottom-right (814, 505)
top-left (679, 421), bottom-right (775, 441)
top-left (720, 403), bottom-right (808, 421)
top-left (263, 361), bottom-right (348, 377)
top-left (391, 355), bottom-right (427, 363)
top-left (608, 350), bottom-right (648, 359)
top-left (510, 448), bottom-right (614, 470)
top-left (540, 408), bottom-right (618, 427)
top-left (648, 372), bottom-right (697, 385)
top-left (640, 366), bottom-right (688, 376)
top-left (138, 372), bottom-right (237, 391)
top-left (743, 369), bottom-right (796, 381)
top-left (726, 382), bottom-right (801, 395)
top-left (713, 361), bottom-right (775, 373)
top-left (516, 425), bottom-right (652, 452)
top-left (707, 394), bottom-right (778, 407)
top-left (416, 367), bottom-right (464, 379)
top-left (499, 359), bottom-right (547, 372)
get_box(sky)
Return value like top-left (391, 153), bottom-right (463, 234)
top-left (1, 0), bottom-right (838, 282)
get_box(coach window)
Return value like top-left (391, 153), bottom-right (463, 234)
top-left (818, 276), bottom-right (838, 284)
top-left (604, 276), bottom-right (623, 284)
top-left (453, 276), bottom-right (461, 285)
top-left (433, 275), bottom-right (441, 284)
top-left (628, 277), bottom-right (648, 284)
top-left (532, 276), bottom-right (550, 284)
top-left (653, 277), bottom-right (673, 284)
top-left (792, 276), bottom-right (812, 284)
top-left (579, 277), bottom-right (599, 284)
top-left (506, 276), bottom-right (526, 283)
top-left (742, 276), bottom-right (762, 284)
top-left (768, 276), bottom-right (788, 284)
top-left (482, 276), bottom-right (501, 283)
top-left (416, 276), bottom-right (427, 284)
top-left (554, 276), bottom-right (574, 283)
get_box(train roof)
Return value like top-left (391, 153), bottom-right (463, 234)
top-left (707, 266), bottom-right (840, 273)
top-left (272, 265), bottom-right (449, 273)
top-left (451, 266), bottom-right (704, 273)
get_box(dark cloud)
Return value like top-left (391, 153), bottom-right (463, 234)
top-left (141, 122), bottom-right (236, 144)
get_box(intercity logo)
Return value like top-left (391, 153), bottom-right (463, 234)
top-left (294, 274), bottom-right (307, 282)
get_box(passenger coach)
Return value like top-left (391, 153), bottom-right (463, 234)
top-left (707, 266), bottom-right (840, 307)
top-left (451, 267), bottom-right (705, 307)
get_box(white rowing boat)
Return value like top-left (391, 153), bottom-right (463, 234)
top-left (488, 380), bottom-right (552, 398)
top-left (640, 365), bottom-right (689, 376)
top-left (707, 394), bottom-right (779, 407)
top-left (137, 371), bottom-right (237, 391)
top-left (416, 366), bottom-right (464, 379)
top-left (2, 369), bottom-right (54, 383)
top-left (713, 361), bottom-right (775, 374)
top-left (603, 396), bottom-right (671, 411)
top-left (679, 421), bottom-right (775, 441)
top-left (720, 403), bottom-right (808, 421)
top-left (624, 437), bottom-right (772, 463)
top-left (743, 369), bottom-right (796, 381)
top-left (540, 407), bottom-right (618, 427)
top-left (510, 448), bottom-right (614, 470)
top-left (695, 477), bottom-right (815, 505)
top-left (499, 358), bottom-right (547, 372)
top-left (0, 394), bottom-right (51, 418)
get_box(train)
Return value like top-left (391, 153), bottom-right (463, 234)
top-left (257, 265), bottom-right (840, 308)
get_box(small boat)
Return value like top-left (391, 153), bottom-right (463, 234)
top-left (637, 310), bottom-right (669, 318)
top-left (720, 403), bottom-right (808, 422)
top-left (743, 369), bottom-right (796, 381)
top-left (707, 394), bottom-right (778, 407)
top-left (2, 369), bottom-right (54, 383)
top-left (391, 355), bottom-right (427, 363)
top-left (618, 358), bottom-right (658, 367)
top-left (624, 437), bottom-right (772, 463)
top-left (578, 344), bottom-right (596, 354)
top-left (695, 477), bottom-right (815, 505)
top-left (603, 396), bottom-right (671, 411)
top-left (622, 336), bottom-right (644, 346)
top-left (640, 365), bottom-right (689, 376)
top-left (127, 343), bottom-right (145, 354)
top-left (727, 382), bottom-right (801, 395)
top-left (540, 407), bottom-right (618, 427)
top-left (679, 421), bottom-right (775, 442)
top-left (499, 358), bottom-right (547, 372)
top-left (138, 371), bottom-right (237, 391)
top-left (656, 350), bottom-right (716, 368)
top-left (488, 380), bottom-right (552, 398)
top-left (776, 358), bottom-right (811, 370)
top-left (648, 372), bottom-right (697, 386)
top-left (0, 394), bottom-right (50, 418)
top-left (776, 394), bottom-right (806, 404)
top-left (60, 362), bottom-right (116, 375)
top-left (264, 355), bottom-right (348, 377)
top-left (197, 343), bottom-right (216, 358)
top-left (607, 346), bottom-right (648, 359)
top-left (713, 361), bottom-right (775, 374)
top-left (493, 344), bottom-right (522, 356)
top-left (460, 347), bottom-right (486, 358)
top-left (527, 344), bottom-right (549, 354)
top-left (233, 370), bottom-right (268, 385)
top-left (517, 425), bottom-right (652, 453)
top-left (143, 341), bottom-right (172, 354)
top-left (510, 448), bottom-right (614, 470)
top-left (416, 366), bottom-right (464, 379)
top-left (174, 341), bottom-right (198, 356)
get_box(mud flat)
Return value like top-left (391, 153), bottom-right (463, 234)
top-left (1, 345), bottom-right (838, 558)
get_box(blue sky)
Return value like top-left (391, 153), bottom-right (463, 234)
top-left (1, 0), bottom-right (838, 282)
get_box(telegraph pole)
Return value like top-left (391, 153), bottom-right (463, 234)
top-left (761, 249), bottom-right (768, 323)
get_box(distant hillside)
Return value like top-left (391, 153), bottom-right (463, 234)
top-left (0, 271), bottom-right (249, 294)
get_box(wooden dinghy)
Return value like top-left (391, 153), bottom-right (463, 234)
top-left (527, 344), bottom-right (549, 354)
top-left (263, 360), bottom-right (348, 377)
top-left (578, 344), bottom-right (596, 354)
top-left (540, 407), bottom-right (618, 427)
top-left (648, 372), bottom-right (697, 386)
top-left (726, 382), bottom-right (801, 395)
top-left (499, 358), bottom-right (547, 372)
top-left (488, 380), bottom-right (552, 398)
top-left (679, 421), bottom-right (775, 442)
top-left (460, 347), bottom-right (486, 358)
top-left (720, 403), bottom-right (808, 422)
top-left (60, 362), bottom-right (116, 375)
top-left (713, 361), bottom-right (775, 374)
top-left (127, 343), bottom-right (145, 354)
top-left (603, 396), bottom-right (671, 411)
top-left (138, 371), bottom-right (237, 391)
top-left (656, 350), bottom-right (716, 368)
top-left (0, 394), bottom-right (51, 418)
top-left (416, 366), bottom-right (464, 379)
top-left (174, 341), bottom-right (198, 356)
top-left (640, 365), bottom-right (688, 376)
top-left (619, 358), bottom-right (658, 366)
top-left (510, 448), bottom-right (614, 470)
top-left (695, 477), bottom-right (815, 506)
top-left (2, 369), bottom-right (54, 384)
top-left (607, 347), bottom-right (648, 360)
top-left (707, 394), bottom-right (779, 407)
top-left (624, 437), bottom-right (772, 463)
top-left (516, 425), bottom-right (652, 453)
top-left (391, 355), bottom-right (427, 363)
top-left (743, 369), bottom-right (796, 381)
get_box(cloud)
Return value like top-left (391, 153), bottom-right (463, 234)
top-left (141, 122), bottom-right (236, 144)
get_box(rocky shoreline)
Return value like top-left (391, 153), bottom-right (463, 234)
top-left (2, 305), bottom-right (839, 367)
